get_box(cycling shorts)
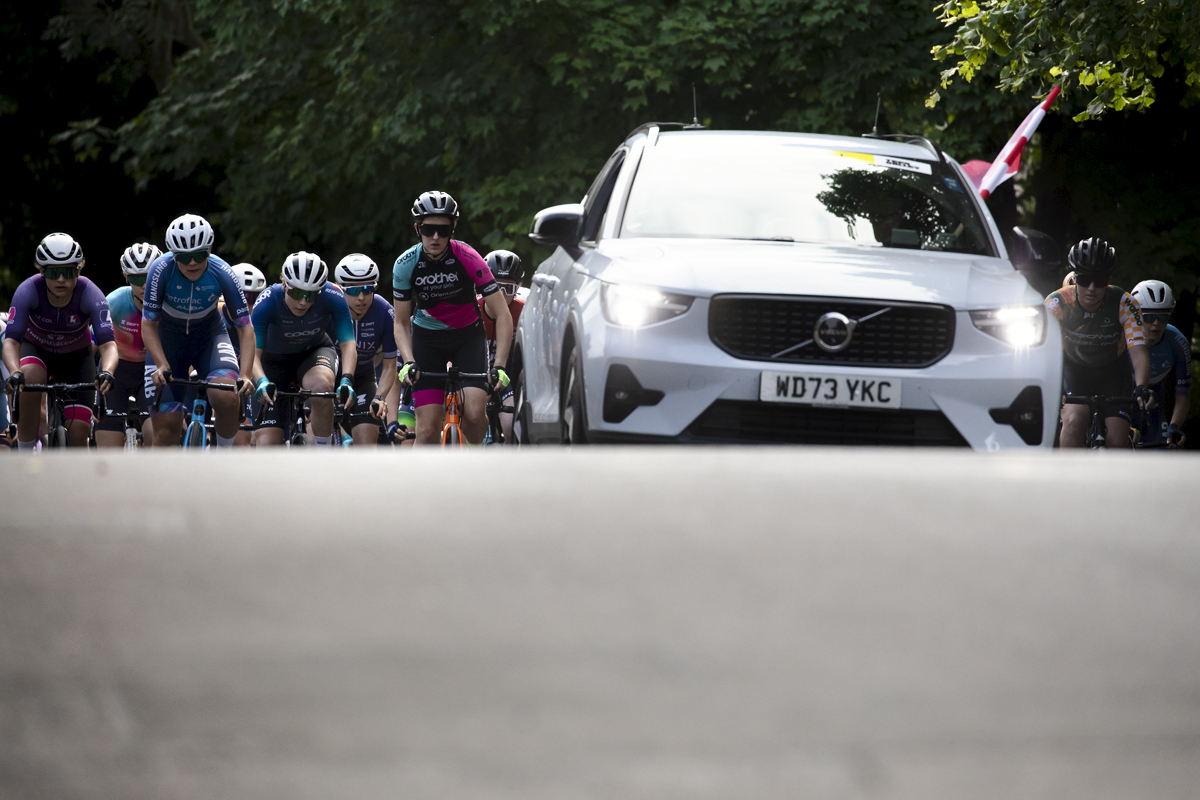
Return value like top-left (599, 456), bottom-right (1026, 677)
top-left (256, 345), bottom-right (338, 430)
top-left (347, 363), bottom-right (379, 429)
top-left (1062, 352), bottom-right (1133, 423)
top-left (94, 360), bottom-right (151, 432)
top-left (149, 325), bottom-right (241, 415)
top-left (18, 341), bottom-right (96, 420)
top-left (411, 322), bottom-right (487, 408)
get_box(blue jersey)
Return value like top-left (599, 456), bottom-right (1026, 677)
top-left (143, 253), bottom-right (250, 336)
top-left (1146, 324), bottom-right (1192, 394)
top-left (351, 294), bottom-right (398, 370)
top-left (251, 283), bottom-right (355, 355)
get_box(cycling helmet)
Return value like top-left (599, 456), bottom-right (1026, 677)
top-left (1063, 271), bottom-right (1076, 288)
top-left (1066, 237), bottom-right (1117, 274)
top-left (411, 191), bottom-right (460, 221)
top-left (280, 251), bottom-right (328, 291)
top-left (232, 263), bottom-right (267, 293)
top-left (1131, 279), bottom-right (1175, 311)
top-left (166, 214), bottom-right (215, 252)
top-left (334, 253), bottom-right (379, 286)
top-left (485, 250), bottom-right (524, 283)
top-left (35, 233), bottom-right (84, 266)
top-left (120, 242), bottom-right (163, 275)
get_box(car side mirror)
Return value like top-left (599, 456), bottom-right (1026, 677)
top-left (529, 204), bottom-right (584, 249)
top-left (1010, 227), bottom-right (1062, 294)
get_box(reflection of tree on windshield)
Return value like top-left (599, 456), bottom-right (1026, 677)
top-left (816, 168), bottom-right (971, 251)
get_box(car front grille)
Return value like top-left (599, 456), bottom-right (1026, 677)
top-left (709, 295), bottom-right (955, 368)
top-left (686, 400), bottom-right (969, 447)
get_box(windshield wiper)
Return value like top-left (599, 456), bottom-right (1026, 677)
top-left (736, 236), bottom-right (794, 242)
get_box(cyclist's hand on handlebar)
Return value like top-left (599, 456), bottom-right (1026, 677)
top-left (6, 371), bottom-right (24, 392)
top-left (235, 377), bottom-right (254, 398)
top-left (398, 361), bottom-right (419, 386)
top-left (255, 377), bottom-right (277, 405)
top-left (370, 397), bottom-right (386, 421)
top-left (95, 370), bottom-right (115, 395)
top-left (1167, 422), bottom-right (1185, 449)
top-left (336, 375), bottom-right (356, 407)
top-left (150, 367), bottom-right (172, 387)
top-left (489, 366), bottom-right (510, 390)
top-left (386, 420), bottom-right (403, 442)
top-left (1134, 384), bottom-right (1153, 410)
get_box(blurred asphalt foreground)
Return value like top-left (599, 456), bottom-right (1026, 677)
top-left (1, 448), bottom-right (1198, 800)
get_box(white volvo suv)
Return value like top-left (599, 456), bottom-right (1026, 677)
top-left (514, 125), bottom-right (1063, 449)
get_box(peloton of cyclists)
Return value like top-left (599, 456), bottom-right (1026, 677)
top-left (333, 253), bottom-right (400, 446)
top-left (1129, 280), bottom-right (1192, 448)
top-left (251, 252), bottom-right (357, 446)
top-left (143, 214), bottom-right (255, 448)
top-left (1046, 237), bottom-right (1154, 448)
top-left (3, 233), bottom-right (117, 449)
top-left (393, 191), bottom-right (512, 445)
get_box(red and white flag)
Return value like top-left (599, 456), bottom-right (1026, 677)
top-left (973, 85), bottom-right (1061, 200)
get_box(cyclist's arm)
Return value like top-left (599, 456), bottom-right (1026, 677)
top-left (1171, 388), bottom-right (1190, 429)
top-left (393, 299), bottom-right (415, 365)
top-left (337, 339), bottom-right (357, 379)
top-left (376, 354), bottom-right (397, 404)
top-left (96, 340), bottom-right (118, 376)
top-left (236, 325), bottom-right (256, 381)
top-left (2, 337), bottom-right (20, 377)
top-left (141, 319), bottom-right (170, 372)
top-left (482, 291), bottom-right (512, 369)
top-left (1129, 343), bottom-right (1151, 389)
top-left (252, 348), bottom-right (267, 384)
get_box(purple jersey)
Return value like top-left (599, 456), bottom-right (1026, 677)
top-left (4, 274), bottom-right (114, 354)
top-left (351, 293), bottom-right (399, 365)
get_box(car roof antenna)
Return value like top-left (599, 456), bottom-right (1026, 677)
top-left (871, 92), bottom-right (882, 135)
top-left (684, 83), bottom-right (705, 129)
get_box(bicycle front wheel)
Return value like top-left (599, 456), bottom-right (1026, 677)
top-left (183, 423), bottom-right (205, 449)
top-left (49, 426), bottom-right (68, 448)
top-left (443, 423), bottom-right (461, 446)
top-left (125, 427), bottom-right (138, 450)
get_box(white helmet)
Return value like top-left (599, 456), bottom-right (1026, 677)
top-left (281, 251), bottom-right (328, 292)
top-left (120, 242), bottom-right (163, 275)
top-left (1131, 279), bottom-right (1174, 311)
top-left (232, 263), bottom-right (267, 293)
top-left (165, 214), bottom-right (215, 252)
top-left (35, 233), bottom-right (84, 266)
top-left (334, 253), bottom-right (379, 286)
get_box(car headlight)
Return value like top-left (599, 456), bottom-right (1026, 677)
top-left (601, 283), bottom-right (693, 328)
top-left (970, 306), bottom-right (1046, 347)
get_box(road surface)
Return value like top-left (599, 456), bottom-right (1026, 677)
top-left (2, 448), bottom-right (1199, 799)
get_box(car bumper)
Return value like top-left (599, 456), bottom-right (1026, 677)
top-left (578, 297), bottom-right (1063, 450)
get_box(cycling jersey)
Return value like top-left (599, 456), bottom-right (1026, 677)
top-left (479, 295), bottom-right (523, 365)
top-left (1045, 285), bottom-right (1144, 367)
top-left (392, 240), bottom-right (499, 330)
top-left (143, 253), bottom-right (250, 336)
top-left (251, 283), bottom-right (355, 355)
top-left (351, 294), bottom-right (399, 364)
top-left (1146, 324), bottom-right (1192, 394)
top-left (5, 274), bottom-right (114, 354)
top-left (106, 286), bottom-right (145, 362)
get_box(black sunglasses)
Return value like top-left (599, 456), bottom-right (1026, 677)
top-left (1142, 312), bottom-right (1170, 324)
top-left (287, 286), bottom-right (318, 303)
top-left (343, 285), bottom-right (374, 297)
top-left (127, 273), bottom-right (148, 286)
top-left (418, 223), bottom-right (453, 239)
top-left (43, 265), bottom-right (80, 280)
top-left (1074, 274), bottom-right (1109, 288)
top-left (176, 248), bottom-right (210, 264)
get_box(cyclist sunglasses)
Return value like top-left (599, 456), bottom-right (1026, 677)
top-left (127, 273), bottom-right (148, 286)
top-left (43, 265), bottom-right (80, 280)
top-left (287, 286), bottom-right (319, 303)
top-left (343, 285), bottom-right (375, 297)
top-left (418, 223), bottom-right (453, 238)
top-left (176, 248), bottom-right (210, 264)
top-left (1142, 312), bottom-right (1171, 324)
top-left (1074, 274), bottom-right (1109, 288)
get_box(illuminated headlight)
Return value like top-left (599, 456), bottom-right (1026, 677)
top-left (601, 283), bottom-right (693, 328)
top-left (970, 306), bottom-right (1046, 347)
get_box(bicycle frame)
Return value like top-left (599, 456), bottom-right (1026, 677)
top-left (153, 377), bottom-right (240, 450)
top-left (254, 387), bottom-right (349, 446)
top-left (96, 392), bottom-right (148, 450)
top-left (1061, 394), bottom-right (1140, 449)
top-left (418, 365), bottom-right (491, 447)
top-left (13, 382), bottom-right (96, 448)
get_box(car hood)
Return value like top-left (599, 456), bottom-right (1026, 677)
top-left (587, 239), bottom-right (1042, 309)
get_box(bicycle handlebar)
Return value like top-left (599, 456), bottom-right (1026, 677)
top-left (417, 371), bottom-right (491, 379)
top-left (252, 388), bottom-right (350, 431)
top-left (11, 383), bottom-right (97, 425)
top-left (1062, 395), bottom-right (1139, 408)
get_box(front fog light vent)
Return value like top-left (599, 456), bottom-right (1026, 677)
top-left (603, 364), bottom-right (664, 423)
top-left (989, 385), bottom-right (1044, 445)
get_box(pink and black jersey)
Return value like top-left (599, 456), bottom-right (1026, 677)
top-left (392, 240), bottom-right (499, 331)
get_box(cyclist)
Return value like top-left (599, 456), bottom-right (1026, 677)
top-left (333, 253), bottom-right (398, 446)
top-left (392, 191), bottom-right (512, 444)
top-left (95, 243), bottom-right (161, 448)
top-left (143, 214), bottom-right (255, 447)
top-left (1130, 279), bottom-right (1191, 448)
top-left (1045, 237), bottom-right (1153, 448)
top-left (0, 312), bottom-right (11, 450)
top-left (3, 233), bottom-right (117, 450)
top-left (479, 250), bottom-right (525, 443)
top-left (221, 263), bottom-right (267, 446)
top-left (251, 251), bottom-right (357, 446)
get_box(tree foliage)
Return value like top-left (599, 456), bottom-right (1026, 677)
top-left (931, 0), bottom-right (1200, 120)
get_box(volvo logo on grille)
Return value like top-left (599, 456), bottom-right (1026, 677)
top-left (813, 312), bottom-right (856, 352)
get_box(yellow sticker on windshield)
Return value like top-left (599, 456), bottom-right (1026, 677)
top-left (832, 151), bottom-right (933, 175)
top-left (832, 151), bottom-right (874, 163)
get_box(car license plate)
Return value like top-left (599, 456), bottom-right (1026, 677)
top-left (759, 370), bottom-right (901, 408)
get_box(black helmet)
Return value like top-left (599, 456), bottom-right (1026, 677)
top-left (485, 250), bottom-right (524, 283)
top-left (412, 191), bottom-right (460, 221)
top-left (1067, 237), bottom-right (1116, 274)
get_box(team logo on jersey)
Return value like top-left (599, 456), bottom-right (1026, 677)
top-left (65, 314), bottom-right (80, 326)
top-left (284, 328), bottom-right (322, 338)
top-left (415, 273), bottom-right (459, 286)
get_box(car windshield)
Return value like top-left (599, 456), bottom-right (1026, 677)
top-left (620, 135), bottom-right (995, 256)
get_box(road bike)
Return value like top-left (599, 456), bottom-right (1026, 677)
top-left (11, 381), bottom-right (96, 448)
top-left (154, 377), bottom-right (244, 449)
top-left (97, 390), bottom-right (150, 450)
top-left (1061, 394), bottom-right (1141, 449)
top-left (482, 389), bottom-right (515, 445)
top-left (416, 365), bottom-right (492, 446)
top-left (254, 386), bottom-right (350, 446)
